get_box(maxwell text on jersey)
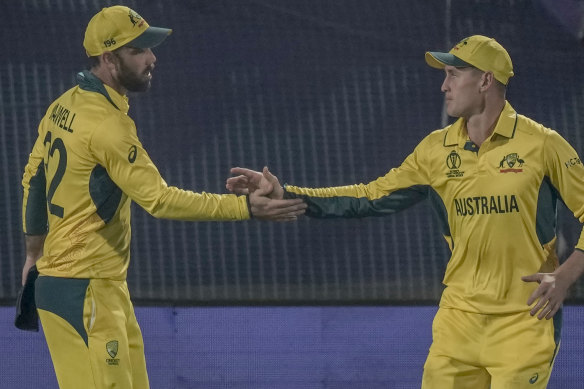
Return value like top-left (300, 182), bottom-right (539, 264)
top-left (49, 103), bottom-right (76, 133)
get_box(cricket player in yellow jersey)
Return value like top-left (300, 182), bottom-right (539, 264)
top-left (227, 35), bottom-right (584, 388)
top-left (20, 5), bottom-right (306, 389)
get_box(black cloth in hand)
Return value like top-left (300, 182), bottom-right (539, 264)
top-left (15, 265), bottom-right (40, 332)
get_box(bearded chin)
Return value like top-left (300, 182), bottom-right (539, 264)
top-left (116, 62), bottom-right (151, 93)
top-left (120, 73), bottom-right (151, 93)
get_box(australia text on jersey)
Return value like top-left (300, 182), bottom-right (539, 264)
top-left (454, 194), bottom-right (519, 216)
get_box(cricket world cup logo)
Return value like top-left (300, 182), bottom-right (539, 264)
top-left (446, 150), bottom-right (461, 169)
top-left (446, 150), bottom-right (464, 178)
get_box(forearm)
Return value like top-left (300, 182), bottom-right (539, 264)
top-left (22, 234), bottom-right (46, 285)
top-left (284, 184), bottom-right (428, 218)
top-left (556, 249), bottom-right (584, 286)
top-left (25, 234), bottom-right (46, 263)
top-left (147, 187), bottom-right (250, 221)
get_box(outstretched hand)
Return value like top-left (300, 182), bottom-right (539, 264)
top-left (227, 166), bottom-right (303, 221)
top-left (227, 167), bottom-right (284, 199)
top-left (521, 272), bottom-right (567, 320)
top-left (522, 250), bottom-right (584, 320)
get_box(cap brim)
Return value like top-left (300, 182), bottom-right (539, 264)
top-left (127, 27), bottom-right (172, 49)
top-left (425, 51), bottom-right (472, 69)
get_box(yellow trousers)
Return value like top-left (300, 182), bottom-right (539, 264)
top-left (36, 276), bottom-right (149, 389)
top-left (422, 307), bottom-right (560, 389)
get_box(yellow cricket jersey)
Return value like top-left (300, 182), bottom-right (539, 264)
top-left (22, 70), bottom-right (250, 280)
top-left (285, 101), bottom-right (584, 314)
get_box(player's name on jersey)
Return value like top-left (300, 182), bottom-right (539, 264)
top-left (49, 103), bottom-right (76, 133)
top-left (454, 194), bottom-right (519, 216)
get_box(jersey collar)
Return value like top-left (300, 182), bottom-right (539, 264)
top-left (76, 70), bottom-right (130, 114)
top-left (443, 101), bottom-right (518, 147)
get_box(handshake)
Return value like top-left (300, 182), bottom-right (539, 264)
top-left (226, 167), bottom-right (307, 221)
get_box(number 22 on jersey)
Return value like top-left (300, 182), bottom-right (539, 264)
top-left (43, 130), bottom-right (67, 218)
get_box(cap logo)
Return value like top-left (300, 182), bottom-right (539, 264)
top-left (128, 9), bottom-right (145, 28)
top-left (453, 39), bottom-right (468, 51)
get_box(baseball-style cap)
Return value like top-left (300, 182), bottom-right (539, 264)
top-left (425, 35), bottom-right (514, 85)
top-left (83, 6), bottom-right (172, 57)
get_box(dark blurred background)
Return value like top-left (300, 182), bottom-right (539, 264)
top-left (2, 0), bottom-right (584, 304)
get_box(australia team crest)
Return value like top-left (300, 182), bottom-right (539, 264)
top-left (499, 153), bottom-right (524, 173)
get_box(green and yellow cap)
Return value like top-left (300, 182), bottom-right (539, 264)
top-left (425, 35), bottom-right (514, 85)
top-left (83, 6), bottom-right (172, 57)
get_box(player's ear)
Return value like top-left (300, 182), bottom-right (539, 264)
top-left (101, 51), bottom-right (118, 70)
top-left (479, 71), bottom-right (494, 92)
